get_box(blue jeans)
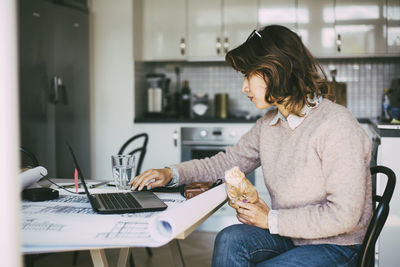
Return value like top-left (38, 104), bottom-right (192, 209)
top-left (212, 224), bottom-right (360, 267)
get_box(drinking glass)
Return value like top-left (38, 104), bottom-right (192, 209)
top-left (111, 154), bottom-right (135, 190)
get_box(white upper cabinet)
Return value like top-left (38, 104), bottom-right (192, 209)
top-left (187, 0), bottom-right (223, 60)
top-left (223, 0), bottom-right (258, 53)
top-left (297, 0), bottom-right (336, 58)
top-left (135, 0), bottom-right (398, 61)
top-left (388, 0), bottom-right (400, 54)
top-left (258, 0), bottom-right (297, 32)
top-left (187, 0), bottom-right (258, 60)
top-left (135, 0), bottom-right (187, 61)
top-left (334, 0), bottom-right (387, 56)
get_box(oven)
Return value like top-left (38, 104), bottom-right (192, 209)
top-left (180, 125), bottom-right (257, 232)
top-left (181, 126), bottom-right (255, 183)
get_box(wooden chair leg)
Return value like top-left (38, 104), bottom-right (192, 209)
top-left (145, 247), bottom-right (153, 257)
top-left (24, 255), bottom-right (34, 267)
top-left (72, 251), bottom-right (79, 265)
top-left (129, 250), bottom-right (135, 267)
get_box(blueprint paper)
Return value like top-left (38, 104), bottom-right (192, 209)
top-left (22, 184), bottom-right (227, 251)
top-left (149, 184), bottom-right (227, 242)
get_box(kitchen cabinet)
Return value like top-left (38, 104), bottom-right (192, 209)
top-left (334, 0), bottom-right (387, 56)
top-left (187, 0), bottom-right (222, 60)
top-left (388, 0), bottom-right (400, 54)
top-left (134, 0), bottom-right (187, 61)
top-left (297, 0), bottom-right (336, 57)
top-left (258, 0), bottom-right (297, 32)
top-left (136, 0), bottom-right (397, 60)
top-left (222, 0), bottom-right (259, 53)
top-left (298, 0), bottom-right (388, 57)
top-left (133, 124), bottom-right (180, 172)
top-left (187, 0), bottom-right (258, 60)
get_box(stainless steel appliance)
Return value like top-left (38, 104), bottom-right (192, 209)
top-left (19, 0), bottom-right (90, 177)
top-left (181, 126), bottom-right (257, 232)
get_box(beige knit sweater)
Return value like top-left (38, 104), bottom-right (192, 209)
top-left (172, 99), bottom-right (372, 246)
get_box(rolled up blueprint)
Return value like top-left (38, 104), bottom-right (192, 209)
top-left (21, 166), bottom-right (48, 191)
top-left (149, 183), bottom-right (227, 243)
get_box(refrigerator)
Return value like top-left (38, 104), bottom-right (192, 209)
top-left (18, 0), bottom-right (91, 178)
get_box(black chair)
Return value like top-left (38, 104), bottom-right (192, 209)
top-left (118, 133), bottom-right (149, 177)
top-left (20, 146), bottom-right (39, 169)
top-left (357, 165), bottom-right (396, 267)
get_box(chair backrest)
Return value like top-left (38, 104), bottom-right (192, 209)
top-left (118, 133), bottom-right (149, 177)
top-left (357, 165), bottom-right (396, 267)
top-left (19, 146), bottom-right (39, 169)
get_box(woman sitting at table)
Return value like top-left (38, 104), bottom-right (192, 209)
top-left (130, 25), bottom-right (372, 267)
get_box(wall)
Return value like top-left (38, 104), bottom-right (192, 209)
top-left (0, 1), bottom-right (21, 266)
top-left (89, 0), bottom-right (135, 179)
top-left (135, 58), bottom-right (400, 119)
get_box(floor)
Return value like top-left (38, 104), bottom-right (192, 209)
top-left (26, 231), bottom-right (218, 267)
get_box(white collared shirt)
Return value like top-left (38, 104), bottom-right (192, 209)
top-left (269, 95), bottom-right (323, 130)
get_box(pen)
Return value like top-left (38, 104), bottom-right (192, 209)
top-left (89, 181), bottom-right (109, 188)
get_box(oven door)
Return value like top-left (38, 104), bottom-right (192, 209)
top-left (182, 144), bottom-right (226, 161)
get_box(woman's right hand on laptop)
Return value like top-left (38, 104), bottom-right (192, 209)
top-left (129, 168), bottom-right (173, 191)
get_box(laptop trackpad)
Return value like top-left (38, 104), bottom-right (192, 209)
top-left (134, 191), bottom-right (166, 208)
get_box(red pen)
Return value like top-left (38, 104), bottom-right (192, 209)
top-left (74, 168), bottom-right (79, 193)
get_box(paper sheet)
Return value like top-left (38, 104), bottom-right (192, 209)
top-left (22, 184), bottom-right (227, 252)
top-left (21, 166), bottom-right (47, 190)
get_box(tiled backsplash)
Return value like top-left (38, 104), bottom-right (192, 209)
top-left (135, 57), bottom-right (400, 118)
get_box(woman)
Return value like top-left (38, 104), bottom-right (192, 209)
top-left (130, 25), bottom-right (372, 266)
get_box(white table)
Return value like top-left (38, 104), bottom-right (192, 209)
top-left (22, 180), bottom-right (227, 267)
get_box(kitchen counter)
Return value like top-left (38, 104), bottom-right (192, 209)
top-left (134, 117), bottom-right (259, 123)
top-left (135, 117), bottom-right (374, 124)
top-left (367, 117), bottom-right (400, 137)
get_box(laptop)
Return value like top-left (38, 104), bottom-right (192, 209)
top-left (67, 144), bottom-right (168, 214)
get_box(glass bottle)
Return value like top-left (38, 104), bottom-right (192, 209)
top-left (382, 88), bottom-right (391, 121)
top-left (181, 80), bottom-right (191, 118)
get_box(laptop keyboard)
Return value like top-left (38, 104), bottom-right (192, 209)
top-left (97, 193), bottom-right (143, 210)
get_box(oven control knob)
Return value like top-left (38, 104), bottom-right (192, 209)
top-left (200, 130), bottom-right (208, 137)
top-left (229, 131), bottom-right (236, 138)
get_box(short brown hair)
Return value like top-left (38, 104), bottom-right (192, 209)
top-left (225, 25), bottom-right (333, 116)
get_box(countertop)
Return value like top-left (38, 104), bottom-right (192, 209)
top-left (368, 117), bottom-right (400, 137)
top-left (135, 117), bottom-right (371, 124)
top-left (134, 116), bottom-right (259, 123)
top-left (134, 116), bottom-right (400, 137)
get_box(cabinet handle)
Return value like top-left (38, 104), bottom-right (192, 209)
top-left (223, 37), bottom-right (229, 53)
top-left (336, 34), bottom-right (342, 53)
top-left (173, 130), bottom-right (179, 147)
top-left (216, 37), bottom-right (222, 55)
top-left (180, 38), bottom-right (186, 55)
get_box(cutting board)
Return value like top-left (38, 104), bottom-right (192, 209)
top-left (329, 79), bottom-right (347, 107)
